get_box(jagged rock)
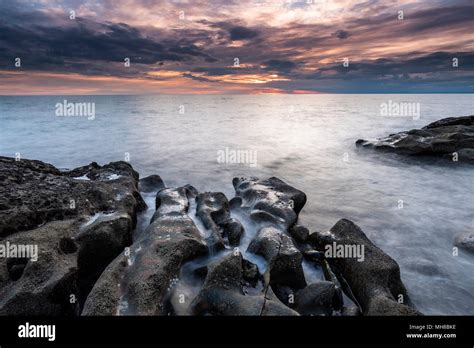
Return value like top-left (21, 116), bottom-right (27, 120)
top-left (454, 231), bottom-right (474, 253)
top-left (194, 192), bottom-right (245, 249)
top-left (242, 259), bottom-right (259, 286)
top-left (356, 115), bottom-right (474, 163)
top-left (232, 177), bottom-right (307, 229)
top-left (82, 186), bottom-right (207, 315)
top-left (191, 252), bottom-right (298, 316)
top-left (221, 218), bottom-right (244, 246)
top-left (247, 227), bottom-right (306, 290)
top-left (195, 192), bottom-right (228, 250)
top-left (309, 219), bottom-right (421, 316)
top-left (138, 175), bottom-right (165, 193)
top-left (294, 281), bottom-right (343, 316)
top-left (0, 157), bottom-right (146, 315)
top-left (289, 225), bottom-right (309, 243)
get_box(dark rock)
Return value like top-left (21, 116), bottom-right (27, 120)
top-left (221, 218), bottom-right (244, 246)
top-left (83, 186), bottom-right (208, 315)
top-left (232, 177), bottom-right (306, 229)
top-left (342, 305), bottom-right (361, 316)
top-left (242, 259), bottom-right (259, 286)
top-left (454, 231), bottom-right (474, 253)
top-left (309, 219), bottom-right (421, 316)
top-left (247, 227), bottom-right (306, 290)
top-left (138, 175), bottom-right (165, 193)
top-left (294, 281), bottom-right (342, 316)
top-left (191, 252), bottom-right (298, 316)
top-left (194, 192), bottom-right (245, 249)
top-left (289, 225), bottom-right (309, 243)
top-left (356, 115), bottom-right (474, 163)
top-left (0, 157), bottom-right (145, 315)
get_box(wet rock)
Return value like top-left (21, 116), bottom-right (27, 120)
top-left (289, 225), bottom-right (309, 243)
top-left (83, 186), bottom-right (208, 315)
top-left (232, 177), bottom-right (307, 229)
top-left (195, 192), bottom-right (229, 250)
top-left (342, 305), bottom-right (361, 316)
top-left (356, 115), bottom-right (474, 163)
top-left (191, 253), bottom-right (298, 316)
top-left (309, 219), bottom-right (421, 316)
top-left (454, 231), bottom-right (474, 253)
top-left (221, 218), bottom-right (244, 246)
top-left (294, 281), bottom-right (342, 316)
top-left (138, 175), bottom-right (165, 193)
top-left (242, 259), bottom-right (259, 286)
top-left (247, 227), bottom-right (306, 290)
top-left (0, 157), bottom-right (146, 315)
top-left (0, 156), bottom-right (146, 238)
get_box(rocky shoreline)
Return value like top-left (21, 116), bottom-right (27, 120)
top-left (356, 115), bottom-right (474, 163)
top-left (0, 155), bottom-right (424, 316)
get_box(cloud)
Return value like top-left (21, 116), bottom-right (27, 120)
top-left (229, 26), bottom-right (259, 41)
top-left (333, 30), bottom-right (351, 39)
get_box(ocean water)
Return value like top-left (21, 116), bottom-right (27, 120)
top-left (0, 94), bottom-right (473, 315)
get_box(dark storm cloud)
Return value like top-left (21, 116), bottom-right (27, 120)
top-left (311, 51), bottom-right (474, 80)
top-left (332, 30), bottom-right (350, 40)
top-left (229, 26), bottom-right (259, 41)
top-left (0, 8), bottom-right (216, 74)
top-left (262, 59), bottom-right (297, 73)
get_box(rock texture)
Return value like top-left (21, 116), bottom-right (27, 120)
top-left (309, 219), bottom-right (422, 316)
top-left (0, 157), bottom-right (145, 315)
top-left (0, 157), bottom-right (421, 316)
top-left (356, 115), bottom-right (474, 163)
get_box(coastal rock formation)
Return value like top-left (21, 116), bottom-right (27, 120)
top-left (0, 156), bottom-right (145, 314)
top-left (309, 219), bottom-right (422, 316)
top-left (83, 186), bottom-right (208, 315)
top-left (356, 115), bottom-right (474, 163)
top-left (0, 156), bottom-right (421, 316)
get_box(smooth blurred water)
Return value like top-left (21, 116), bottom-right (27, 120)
top-left (0, 94), bottom-right (473, 315)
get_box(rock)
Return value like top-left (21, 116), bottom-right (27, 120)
top-left (191, 252), bottom-right (298, 316)
top-left (247, 227), bottom-right (306, 290)
top-left (294, 281), bottom-right (342, 316)
top-left (342, 305), bottom-right (361, 316)
top-left (232, 177), bottom-right (306, 229)
top-left (195, 192), bottom-right (228, 250)
top-left (454, 231), bottom-right (474, 253)
top-left (138, 175), bottom-right (165, 193)
top-left (82, 186), bottom-right (208, 315)
top-left (242, 259), bottom-right (259, 286)
top-left (309, 219), bottom-right (422, 316)
top-left (356, 115), bottom-right (474, 163)
top-left (289, 225), bottom-right (309, 243)
top-left (221, 218), bottom-right (244, 246)
top-left (0, 157), bottom-right (146, 315)
top-left (194, 192), bottom-right (245, 249)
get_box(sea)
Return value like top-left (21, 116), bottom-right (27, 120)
top-left (0, 94), bottom-right (472, 315)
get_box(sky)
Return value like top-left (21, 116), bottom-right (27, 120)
top-left (0, 0), bottom-right (473, 95)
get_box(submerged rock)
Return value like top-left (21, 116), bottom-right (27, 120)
top-left (310, 219), bottom-right (421, 316)
top-left (356, 115), bottom-right (474, 163)
top-left (0, 157), bottom-right (145, 315)
top-left (454, 231), bottom-right (474, 253)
